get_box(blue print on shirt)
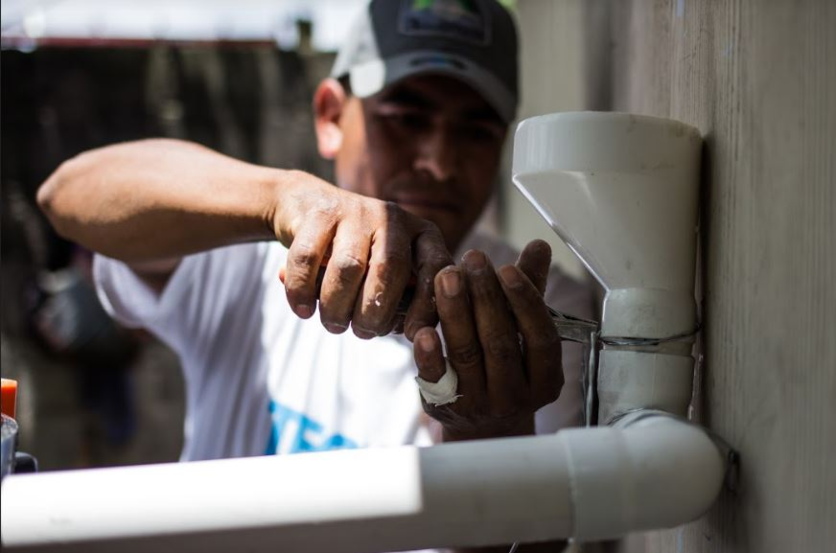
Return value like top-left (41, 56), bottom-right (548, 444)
top-left (265, 400), bottom-right (358, 455)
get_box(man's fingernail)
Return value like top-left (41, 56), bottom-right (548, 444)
top-left (297, 304), bottom-right (313, 318)
top-left (418, 332), bottom-right (435, 352)
top-left (440, 270), bottom-right (461, 298)
top-left (463, 250), bottom-right (486, 274)
top-left (532, 240), bottom-right (551, 256)
top-left (353, 326), bottom-right (376, 340)
top-left (324, 322), bottom-right (348, 334)
top-left (498, 265), bottom-right (523, 289)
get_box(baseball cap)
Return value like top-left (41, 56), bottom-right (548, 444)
top-left (331, 0), bottom-right (519, 123)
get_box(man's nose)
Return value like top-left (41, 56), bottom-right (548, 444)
top-left (414, 128), bottom-right (457, 182)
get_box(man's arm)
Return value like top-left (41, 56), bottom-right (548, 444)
top-left (37, 138), bottom-right (451, 339)
top-left (37, 139), bottom-right (279, 267)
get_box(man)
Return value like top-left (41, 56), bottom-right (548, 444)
top-left (38, 0), bottom-right (592, 465)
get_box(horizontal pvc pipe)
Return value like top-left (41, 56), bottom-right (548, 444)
top-left (1, 416), bottom-right (724, 552)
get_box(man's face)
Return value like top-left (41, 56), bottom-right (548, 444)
top-left (328, 75), bottom-right (508, 252)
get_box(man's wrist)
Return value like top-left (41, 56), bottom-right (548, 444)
top-left (441, 416), bottom-right (535, 443)
top-left (262, 167), bottom-right (303, 245)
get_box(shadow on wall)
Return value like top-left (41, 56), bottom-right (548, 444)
top-left (0, 44), bottom-right (334, 470)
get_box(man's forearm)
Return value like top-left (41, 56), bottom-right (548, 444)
top-left (37, 138), bottom-right (283, 263)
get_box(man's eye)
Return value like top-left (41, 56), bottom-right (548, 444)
top-left (462, 124), bottom-right (502, 143)
top-left (402, 114), bottom-right (428, 129)
top-left (380, 112), bottom-right (429, 130)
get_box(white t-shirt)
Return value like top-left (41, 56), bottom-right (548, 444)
top-left (94, 232), bottom-right (594, 462)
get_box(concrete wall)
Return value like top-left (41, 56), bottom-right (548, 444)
top-left (517, 0), bottom-right (835, 551)
top-left (609, 1), bottom-right (836, 551)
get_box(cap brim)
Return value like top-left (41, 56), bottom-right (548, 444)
top-left (348, 51), bottom-right (517, 124)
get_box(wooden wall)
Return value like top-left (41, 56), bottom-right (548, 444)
top-left (517, 0), bottom-right (835, 551)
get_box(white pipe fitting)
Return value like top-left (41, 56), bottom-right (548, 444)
top-left (1, 416), bottom-right (725, 552)
top-left (512, 112), bottom-right (702, 340)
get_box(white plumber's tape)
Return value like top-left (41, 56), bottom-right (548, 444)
top-left (415, 359), bottom-right (462, 406)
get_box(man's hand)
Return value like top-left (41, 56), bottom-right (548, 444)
top-left (412, 240), bottom-right (562, 442)
top-left (273, 171), bottom-right (452, 340)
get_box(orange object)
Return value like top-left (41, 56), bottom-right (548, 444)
top-left (1, 378), bottom-right (17, 419)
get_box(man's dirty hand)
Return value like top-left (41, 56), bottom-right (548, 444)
top-left (273, 170), bottom-right (452, 341)
top-left (412, 240), bottom-right (562, 441)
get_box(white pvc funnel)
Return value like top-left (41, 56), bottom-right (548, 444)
top-left (512, 112), bottom-right (702, 338)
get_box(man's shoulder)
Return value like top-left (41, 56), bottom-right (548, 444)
top-left (93, 241), bottom-right (290, 326)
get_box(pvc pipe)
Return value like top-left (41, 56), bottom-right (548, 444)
top-left (1, 416), bottom-right (724, 552)
top-left (596, 349), bottom-right (695, 425)
top-left (512, 112), bottom-right (702, 339)
top-left (601, 288), bottom-right (696, 340)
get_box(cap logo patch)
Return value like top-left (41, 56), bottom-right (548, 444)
top-left (399, 0), bottom-right (491, 45)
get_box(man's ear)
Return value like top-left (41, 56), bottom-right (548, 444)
top-left (313, 78), bottom-right (348, 159)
